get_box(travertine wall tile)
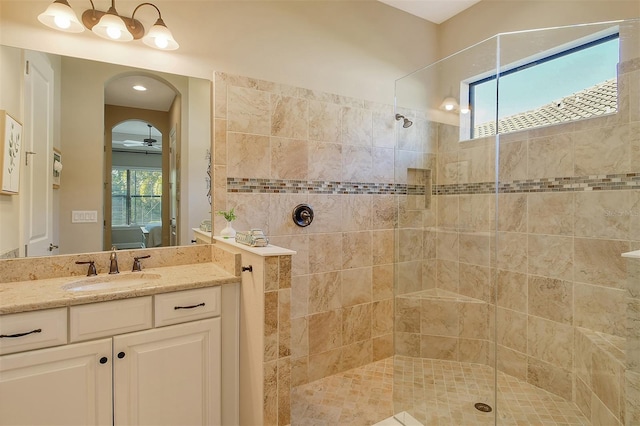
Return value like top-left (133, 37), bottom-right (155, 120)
top-left (496, 269), bottom-right (527, 312)
top-left (308, 347), bottom-right (341, 382)
top-left (592, 344), bottom-right (624, 420)
top-left (308, 271), bottom-right (341, 315)
top-left (575, 191), bottom-right (634, 240)
top-left (342, 304), bottom-right (372, 344)
top-left (308, 234), bottom-right (342, 273)
top-left (270, 138), bottom-right (308, 180)
top-left (308, 310), bottom-right (341, 355)
top-left (420, 335), bottom-right (458, 360)
top-left (497, 345), bottom-right (527, 382)
top-left (574, 124), bottom-right (631, 175)
top-left (458, 263), bottom-right (491, 303)
top-left (497, 307), bottom-right (527, 353)
top-left (420, 299), bottom-right (459, 337)
top-left (342, 232), bottom-right (372, 269)
top-left (342, 267), bottom-right (372, 306)
top-left (228, 86), bottom-right (270, 135)
top-left (527, 357), bottom-right (572, 401)
top-left (372, 264), bottom-right (393, 301)
top-left (527, 234), bottom-right (573, 281)
top-left (527, 192), bottom-right (574, 236)
top-left (496, 232), bottom-right (528, 273)
top-left (499, 139), bottom-right (528, 181)
top-left (227, 132), bottom-right (271, 178)
top-left (574, 238), bottom-right (628, 289)
top-left (527, 316), bottom-right (573, 370)
top-left (342, 145), bottom-right (372, 182)
top-left (372, 230), bottom-right (394, 265)
top-left (263, 361), bottom-right (278, 426)
top-left (307, 141), bottom-right (342, 181)
top-left (271, 95), bottom-right (308, 139)
top-left (528, 275), bottom-right (573, 324)
top-left (341, 107), bottom-right (372, 146)
top-left (395, 332), bottom-right (420, 357)
top-left (498, 193), bottom-right (527, 232)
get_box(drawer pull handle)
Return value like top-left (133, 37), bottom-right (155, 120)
top-left (174, 302), bottom-right (205, 310)
top-left (0, 329), bottom-right (42, 338)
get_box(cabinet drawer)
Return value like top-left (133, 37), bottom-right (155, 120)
top-left (155, 287), bottom-right (220, 327)
top-left (70, 297), bottom-right (152, 342)
top-left (0, 308), bottom-right (67, 355)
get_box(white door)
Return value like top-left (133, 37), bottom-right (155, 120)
top-left (22, 51), bottom-right (54, 257)
top-left (0, 339), bottom-right (113, 426)
top-left (113, 318), bottom-right (221, 426)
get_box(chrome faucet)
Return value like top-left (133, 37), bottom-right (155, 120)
top-left (109, 246), bottom-right (119, 274)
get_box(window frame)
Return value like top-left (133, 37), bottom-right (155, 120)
top-left (111, 166), bottom-right (163, 226)
top-left (460, 30), bottom-right (619, 140)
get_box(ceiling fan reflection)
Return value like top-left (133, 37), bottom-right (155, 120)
top-left (121, 124), bottom-right (161, 150)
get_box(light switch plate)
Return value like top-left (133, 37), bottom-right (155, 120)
top-left (72, 210), bottom-right (98, 223)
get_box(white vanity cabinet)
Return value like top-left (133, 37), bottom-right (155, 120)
top-left (0, 337), bottom-right (113, 425)
top-left (0, 286), bottom-right (228, 426)
top-left (113, 318), bottom-right (220, 425)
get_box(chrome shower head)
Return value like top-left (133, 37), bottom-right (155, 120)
top-left (395, 113), bottom-right (413, 128)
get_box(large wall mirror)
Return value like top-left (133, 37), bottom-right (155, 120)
top-left (0, 45), bottom-right (212, 258)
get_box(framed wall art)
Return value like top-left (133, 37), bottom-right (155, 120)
top-left (0, 110), bottom-right (23, 195)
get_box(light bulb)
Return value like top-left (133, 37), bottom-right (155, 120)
top-left (154, 37), bottom-right (169, 49)
top-left (106, 26), bottom-right (122, 39)
top-left (445, 104), bottom-right (454, 111)
top-left (54, 15), bottom-right (71, 29)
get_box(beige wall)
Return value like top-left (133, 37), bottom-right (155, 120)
top-left (0, 46), bottom-right (23, 258)
top-left (438, 0), bottom-right (640, 59)
top-left (0, 1), bottom-right (437, 105)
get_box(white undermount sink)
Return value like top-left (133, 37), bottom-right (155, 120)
top-left (62, 273), bottom-right (162, 292)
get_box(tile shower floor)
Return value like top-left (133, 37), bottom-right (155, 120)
top-left (291, 356), bottom-right (589, 425)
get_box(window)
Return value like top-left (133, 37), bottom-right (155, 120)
top-left (467, 32), bottom-right (619, 139)
top-left (112, 168), bottom-right (162, 226)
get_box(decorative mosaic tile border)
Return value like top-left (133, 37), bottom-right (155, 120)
top-left (227, 173), bottom-right (640, 197)
top-left (227, 178), bottom-right (424, 195)
top-left (434, 173), bottom-right (640, 195)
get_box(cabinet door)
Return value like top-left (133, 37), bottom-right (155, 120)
top-left (113, 318), bottom-right (221, 426)
top-left (0, 339), bottom-right (112, 426)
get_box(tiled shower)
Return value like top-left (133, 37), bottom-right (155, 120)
top-left (212, 18), bottom-right (639, 426)
top-left (393, 18), bottom-right (639, 425)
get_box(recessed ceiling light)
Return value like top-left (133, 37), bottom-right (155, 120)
top-left (133, 85), bottom-right (147, 91)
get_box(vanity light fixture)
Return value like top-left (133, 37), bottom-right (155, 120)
top-left (38, 0), bottom-right (179, 50)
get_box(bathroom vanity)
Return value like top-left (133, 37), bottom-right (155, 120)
top-left (0, 245), bottom-right (241, 426)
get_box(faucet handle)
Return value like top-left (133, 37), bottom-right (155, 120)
top-left (75, 260), bottom-right (97, 276)
top-left (132, 255), bottom-right (151, 272)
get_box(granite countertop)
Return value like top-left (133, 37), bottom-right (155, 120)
top-left (0, 263), bottom-right (239, 315)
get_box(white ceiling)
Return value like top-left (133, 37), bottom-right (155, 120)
top-left (105, 75), bottom-right (176, 112)
top-left (378, 0), bottom-right (481, 24)
top-left (105, 75), bottom-right (174, 153)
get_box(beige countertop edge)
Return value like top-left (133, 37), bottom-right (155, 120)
top-left (0, 263), bottom-right (240, 315)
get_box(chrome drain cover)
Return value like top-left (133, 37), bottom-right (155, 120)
top-left (474, 402), bottom-right (493, 413)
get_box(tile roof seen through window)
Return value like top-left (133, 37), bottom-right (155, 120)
top-left (473, 78), bottom-right (617, 137)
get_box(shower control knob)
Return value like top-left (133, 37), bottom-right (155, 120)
top-left (292, 204), bottom-right (314, 227)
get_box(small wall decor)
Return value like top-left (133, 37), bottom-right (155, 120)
top-left (0, 110), bottom-right (23, 195)
top-left (52, 148), bottom-right (62, 189)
